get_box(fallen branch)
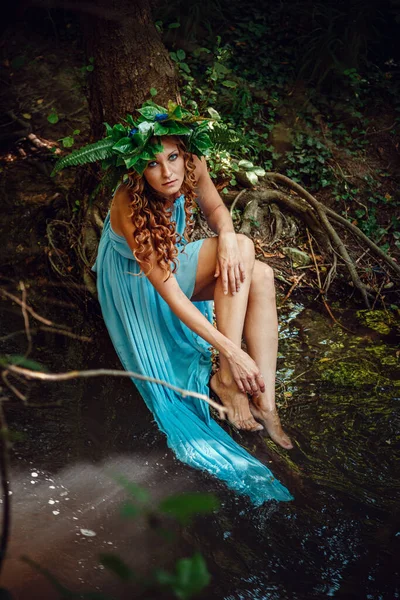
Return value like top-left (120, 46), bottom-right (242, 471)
top-left (4, 365), bottom-right (228, 419)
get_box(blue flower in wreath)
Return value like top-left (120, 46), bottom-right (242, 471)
top-left (128, 127), bottom-right (138, 137)
top-left (155, 113), bottom-right (169, 122)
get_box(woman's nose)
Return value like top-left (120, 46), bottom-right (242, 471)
top-left (161, 162), bottom-right (172, 178)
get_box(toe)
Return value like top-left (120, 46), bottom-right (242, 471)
top-left (243, 418), bottom-right (264, 432)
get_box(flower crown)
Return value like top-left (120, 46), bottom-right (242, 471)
top-left (51, 100), bottom-right (214, 178)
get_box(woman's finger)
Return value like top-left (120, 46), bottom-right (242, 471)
top-left (239, 261), bottom-right (246, 282)
top-left (221, 268), bottom-right (229, 295)
top-left (234, 264), bottom-right (241, 291)
top-left (249, 378), bottom-right (259, 394)
top-left (242, 377), bottom-right (252, 394)
top-left (228, 266), bottom-right (236, 295)
top-left (256, 373), bottom-right (266, 393)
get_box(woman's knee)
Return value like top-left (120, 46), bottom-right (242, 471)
top-left (253, 261), bottom-right (276, 296)
top-left (236, 234), bottom-right (255, 265)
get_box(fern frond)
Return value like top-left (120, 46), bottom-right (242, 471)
top-left (51, 138), bottom-right (116, 176)
top-left (209, 122), bottom-right (244, 151)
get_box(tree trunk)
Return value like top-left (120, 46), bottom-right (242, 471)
top-left (79, 0), bottom-right (180, 138)
top-left (58, 0), bottom-right (180, 294)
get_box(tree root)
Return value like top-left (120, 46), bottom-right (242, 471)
top-left (224, 174), bottom-right (399, 307)
top-left (239, 198), bottom-right (259, 235)
top-left (265, 173), bottom-right (373, 307)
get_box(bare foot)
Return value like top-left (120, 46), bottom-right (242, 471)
top-left (210, 373), bottom-right (264, 432)
top-left (250, 404), bottom-right (293, 449)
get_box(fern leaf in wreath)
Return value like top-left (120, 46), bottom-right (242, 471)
top-left (51, 138), bottom-right (116, 176)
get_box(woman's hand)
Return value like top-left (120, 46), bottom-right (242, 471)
top-left (215, 232), bottom-right (246, 295)
top-left (224, 343), bottom-right (266, 395)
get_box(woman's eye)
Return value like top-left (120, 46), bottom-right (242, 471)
top-left (169, 153), bottom-right (178, 161)
top-left (148, 161), bottom-right (157, 168)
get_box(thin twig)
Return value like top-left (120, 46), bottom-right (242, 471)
top-left (20, 282), bottom-right (32, 358)
top-left (5, 366), bottom-right (228, 419)
top-left (0, 327), bottom-right (92, 343)
top-left (280, 273), bottom-right (306, 306)
top-left (307, 230), bottom-right (355, 334)
top-left (1, 372), bottom-right (26, 402)
top-left (0, 289), bottom-right (57, 327)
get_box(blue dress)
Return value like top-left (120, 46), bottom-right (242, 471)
top-left (92, 194), bottom-right (293, 505)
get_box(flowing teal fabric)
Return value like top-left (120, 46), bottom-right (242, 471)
top-left (92, 194), bottom-right (293, 505)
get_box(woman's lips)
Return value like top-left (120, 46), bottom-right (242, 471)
top-left (163, 180), bottom-right (177, 186)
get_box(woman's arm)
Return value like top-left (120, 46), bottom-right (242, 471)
top-left (111, 189), bottom-right (265, 395)
top-left (193, 156), bottom-right (245, 295)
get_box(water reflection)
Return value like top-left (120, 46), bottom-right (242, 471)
top-left (1, 301), bottom-right (399, 599)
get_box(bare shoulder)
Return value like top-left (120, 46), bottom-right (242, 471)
top-left (191, 155), bottom-right (208, 184)
top-left (110, 184), bottom-right (133, 236)
top-left (111, 184), bottom-right (131, 211)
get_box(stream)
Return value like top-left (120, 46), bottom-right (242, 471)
top-left (0, 292), bottom-right (399, 599)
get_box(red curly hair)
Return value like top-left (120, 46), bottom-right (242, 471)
top-left (120, 137), bottom-right (197, 280)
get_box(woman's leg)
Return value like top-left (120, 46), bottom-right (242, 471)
top-left (243, 261), bottom-right (293, 449)
top-left (192, 239), bottom-right (292, 447)
top-left (192, 235), bottom-right (263, 431)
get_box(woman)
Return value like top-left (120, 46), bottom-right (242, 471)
top-left (53, 101), bottom-right (293, 504)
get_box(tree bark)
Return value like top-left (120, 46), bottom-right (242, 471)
top-left (80, 0), bottom-right (180, 138)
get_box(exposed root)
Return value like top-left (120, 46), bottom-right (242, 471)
top-left (222, 174), bottom-right (398, 307)
top-left (239, 198), bottom-right (260, 235)
top-left (265, 173), bottom-right (373, 307)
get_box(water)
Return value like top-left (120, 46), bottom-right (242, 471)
top-left (0, 293), bottom-right (399, 599)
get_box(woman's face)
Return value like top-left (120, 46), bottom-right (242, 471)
top-left (143, 137), bottom-right (185, 199)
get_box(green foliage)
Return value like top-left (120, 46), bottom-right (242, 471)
top-left (50, 138), bottom-right (115, 176)
top-left (80, 56), bottom-right (95, 73)
top-left (156, 0), bottom-right (399, 252)
top-left (155, 553), bottom-right (210, 600)
top-left (284, 133), bottom-right (334, 188)
top-left (59, 129), bottom-right (80, 149)
top-left (0, 354), bottom-right (47, 371)
top-left (51, 100), bottom-right (215, 178)
top-left (47, 109), bottom-right (59, 124)
top-left (159, 492), bottom-right (219, 524)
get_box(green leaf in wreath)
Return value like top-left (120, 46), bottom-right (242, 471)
top-left (50, 137), bottom-right (114, 175)
top-left (137, 103), bottom-right (167, 120)
top-left (112, 137), bottom-right (135, 154)
top-left (111, 123), bottom-right (128, 140)
top-left (125, 114), bottom-right (136, 128)
top-left (104, 122), bottom-right (113, 136)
